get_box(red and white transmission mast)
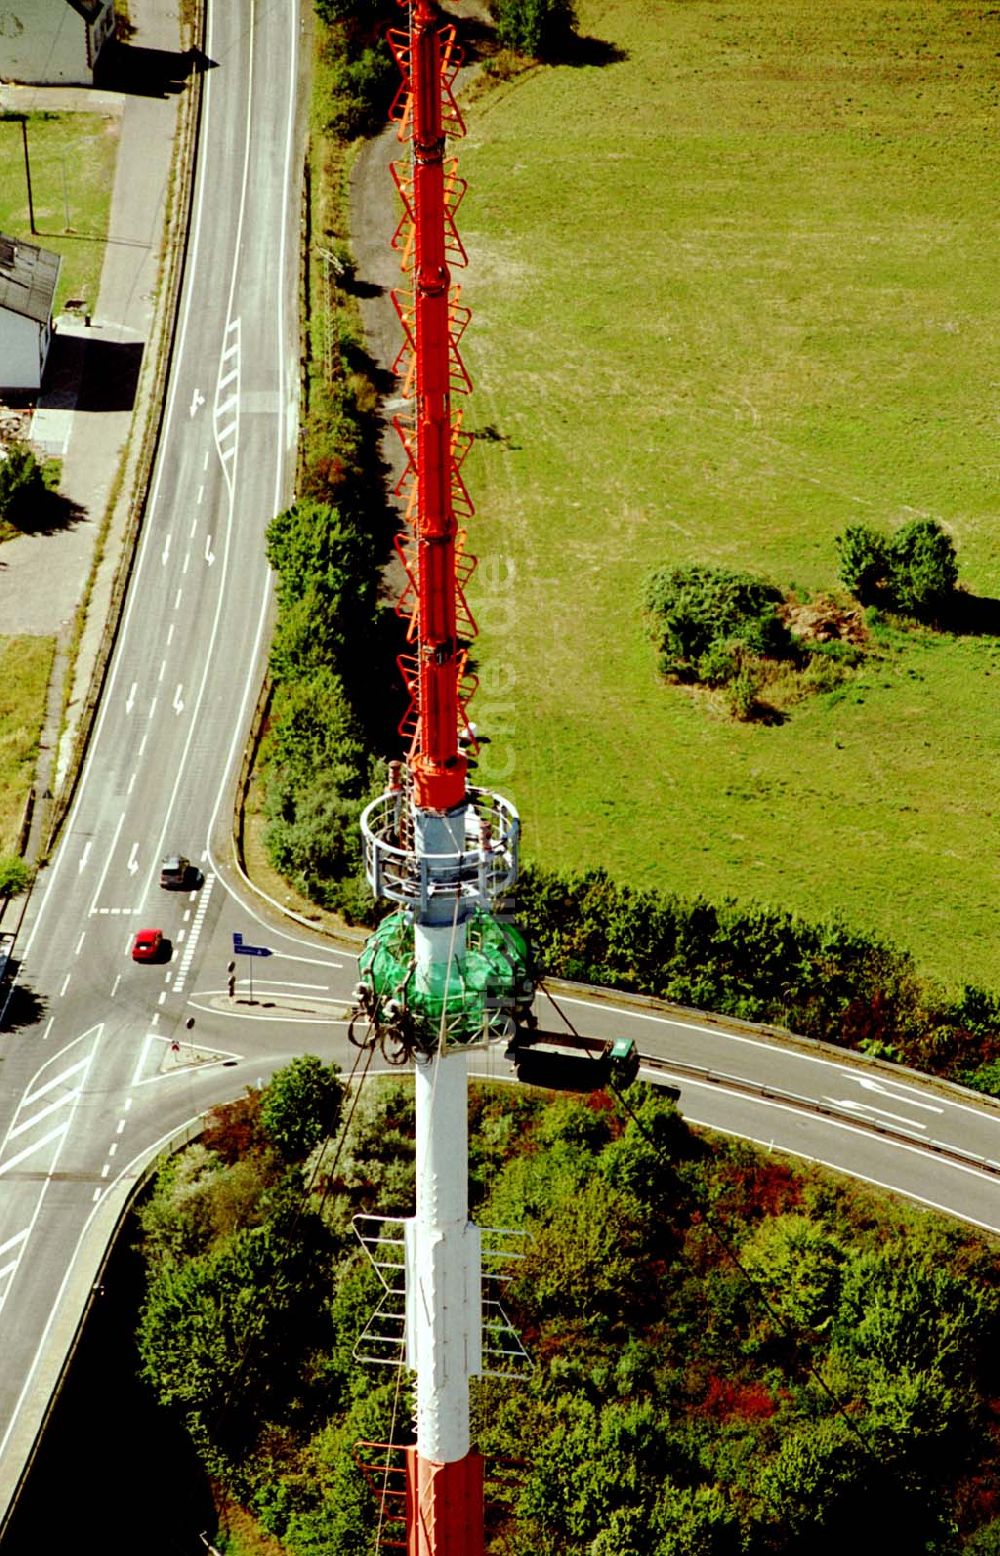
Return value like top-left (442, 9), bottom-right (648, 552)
top-left (350, 3), bottom-right (533, 1552)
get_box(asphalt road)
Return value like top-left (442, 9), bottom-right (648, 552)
top-left (1, 0), bottom-right (999, 1535)
top-left (0, 0), bottom-right (306, 1520)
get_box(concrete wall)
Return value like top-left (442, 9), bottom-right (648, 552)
top-left (0, 309), bottom-right (44, 390)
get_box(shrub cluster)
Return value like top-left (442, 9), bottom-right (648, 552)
top-left (489, 0), bottom-right (578, 58)
top-left (0, 441), bottom-right (46, 529)
top-left (643, 563), bottom-right (799, 717)
top-left (313, 0), bottom-right (397, 140)
top-left (261, 494), bottom-right (398, 921)
top-left (516, 863), bottom-right (1000, 1096)
top-left (133, 1071), bottom-right (1000, 1553)
top-left (255, 8), bottom-right (406, 922)
top-left (836, 517), bottom-right (959, 621)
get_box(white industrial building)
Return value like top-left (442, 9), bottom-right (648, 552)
top-left (0, 234), bottom-right (61, 391)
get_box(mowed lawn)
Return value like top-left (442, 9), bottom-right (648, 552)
top-left (0, 111), bottom-right (119, 314)
top-left (455, 0), bottom-right (999, 989)
top-left (0, 637), bottom-right (55, 854)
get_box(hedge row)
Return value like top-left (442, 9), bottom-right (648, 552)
top-left (516, 864), bottom-right (1000, 1097)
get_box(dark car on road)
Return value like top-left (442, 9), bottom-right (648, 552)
top-left (159, 854), bottom-right (191, 889)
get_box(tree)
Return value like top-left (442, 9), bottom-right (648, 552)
top-left (0, 442), bottom-right (45, 527)
top-left (260, 1055), bottom-right (343, 1162)
top-left (888, 517), bottom-right (958, 619)
top-left (490, 0), bottom-right (578, 58)
top-left (835, 523), bottom-right (890, 606)
top-left (739, 1212), bottom-right (844, 1331)
top-left (835, 516), bottom-right (959, 621)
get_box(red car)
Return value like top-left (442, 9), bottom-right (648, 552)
top-left (131, 928), bottom-right (163, 963)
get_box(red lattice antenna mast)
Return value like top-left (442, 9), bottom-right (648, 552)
top-left (388, 0), bottom-right (476, 814)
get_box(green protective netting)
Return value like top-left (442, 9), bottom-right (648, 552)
top-left (359, 909), bottom-right (533, 1043)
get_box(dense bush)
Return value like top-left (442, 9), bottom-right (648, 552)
top-left (836, 517), bottom-right (959, 621)
top-left (0, 854), bottom-right (30, 896)
top-left (515, 863), bottom-right (1000, 1096)
top-left (134, 1073), bottom-right (1000, 1553)
top-left (0, 441), bottom-right (46, 527)
top-left (644, 564), bottom-right (790, 679)
top-left (489, 0), bottom-right (578, 57)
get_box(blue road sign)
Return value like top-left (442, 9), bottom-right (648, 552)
top-left (233, 932), bottom-right (272, 958)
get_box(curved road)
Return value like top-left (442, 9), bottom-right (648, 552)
top-left (1, 0), bottom-right (999, 1531)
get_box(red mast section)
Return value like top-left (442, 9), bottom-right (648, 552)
top-left (389, 0), bottom-right (475, 814)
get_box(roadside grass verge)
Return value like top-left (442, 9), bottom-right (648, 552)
top-left (456, 0), bottom-right (1000, 989)
top-left (0, 636), bottom-right (55, 852)
top-left (0, 111), bottom-right (119, 314)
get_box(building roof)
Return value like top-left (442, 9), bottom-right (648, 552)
top-left (66, 0), bottom-right (110, 24)
top-left (0, 235), bottom-right (60, 327)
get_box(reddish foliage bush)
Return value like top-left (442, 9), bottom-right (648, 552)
top-left (201, 1088), bottom-right (267, 1165)
top-left (700, 1374), bottom-right (779, 1420)
top-left (714, 1158), bottom-right (802, 1222)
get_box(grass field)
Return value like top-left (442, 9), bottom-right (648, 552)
top-left (0, 636), bottom-right (55, 853)
top-left (0, 111), bottom-right (119, 315)
top-left (453, 0), bottom-right (999, 990)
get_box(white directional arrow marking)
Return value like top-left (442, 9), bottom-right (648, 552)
top-left (173, 684), bottom-right (185, 715)
top-left (855, 1075), bottom-right (944, 1113)
top-left (78, 839), bottom-right (92, 874)
top-left (205, 534), bottom-right (215, 565)
top-left (825, 1097), bottom-right (927, 1132)
top-left (161, 533), bottom-right (171, 566)
top-left (125, 682), bottom-right (136, 715)
top-left (127, 842), bottom-right (139, 877)
top-left (189, 388), bottom-right (205, 417)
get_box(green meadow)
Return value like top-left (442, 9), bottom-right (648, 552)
top-left (0, 111), bottom-right (118, 314)
top-left (0, 636), bottom-right (55, 854)
top-left (457, 0), bottom-right (999, 989)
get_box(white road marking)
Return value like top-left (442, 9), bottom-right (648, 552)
top-left (74, 933), bottom-right (85, 957)
top-left (190, 517), bottom-right (198, 537)
top-left (127, 842), bottom-right (139, 877)
top-left (41, 1018), bottom-right (53, 1042)
top-left (173, 684), bottom-right (185, 715)
top-left (182, 550), bottom-right (190, 575)
top-left (189, 388), bottom-right (205, 417)
top-left (89, 810), bottom-right (123, 914)
top-left (147, 697), bottom-right (157, 721)
top-left (138, 733), bottom-right (147, 757)
top-left (0, 1125), bottom-right (69, 1176)
top-left (205, 534), bottom-right (215, 565)
top-left (824, 1097), bottom-right (927, 1134)
top-left (110, 975), bottom-right (120, 997)
top-left (59, 973), bottom-right (70, 997)
top-left (167, 622), bottom-right (175, 645)
top-left (161, 533), bottom-right (171, 566)
top-left (77, 840), bottom-right (92, 874)
top-left (855, 1075), bottom-right (944, 1112)
top-left (127, 771), bottom-right (136, 795)
top-left (125, 683), bottom-right (136, 714)
top-left (0, 1230), bottom-right (29, 1259)
top-left (9, 1088), bottom-right (81, 1139)
top-left (172, 873), bottom-right (215, 994)
top-left (158, 659), bottom-right (166, 682)
top-left (260, 950), bottom-right (344, 969)
top-left (196, 485), bottom-right (204, 505)
top-left (174, 588), bottom-right (183, 610)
